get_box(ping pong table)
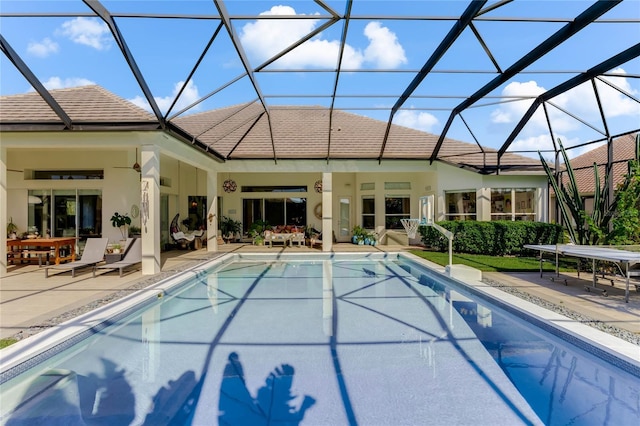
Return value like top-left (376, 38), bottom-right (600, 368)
top-left (524, 244), bottom-right (640, 303)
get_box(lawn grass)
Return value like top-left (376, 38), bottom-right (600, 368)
top-left (409, 250), bottom-right (573, 273)
top-left (0, 338), bottom-right (18, 349)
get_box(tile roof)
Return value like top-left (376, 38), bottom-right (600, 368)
top-left (171, 103), bottom-right (542, 171)
top-left (559, 133), bottom-right (639, 194)
top-left (0, 85), bottom-right (157, 128)
top-left (0, 85), bottom-right (542, 172)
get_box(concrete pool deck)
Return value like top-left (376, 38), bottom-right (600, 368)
top-left (1, 243), bottom-right (639, 346)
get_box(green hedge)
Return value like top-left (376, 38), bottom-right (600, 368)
top-left (418, 220), bottom-right (563, 256)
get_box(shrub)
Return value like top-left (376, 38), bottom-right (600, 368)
top-left (418, 220), bottom-right (563, 256)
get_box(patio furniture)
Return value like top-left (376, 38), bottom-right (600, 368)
top-left (264, 230), bottom-right (292, 248)
top-left (170, 214), bottom-right (204, 249)
top-left (44, 238), bottom-right (108, 278)
top-left (94, 238), bottom-right (142, 277)
top-left (290, 231), bottom-right (305, 247)
top-left (7, 237), bottom-right (77, 266)
top-left (525, 244), bottom-right (640, 302)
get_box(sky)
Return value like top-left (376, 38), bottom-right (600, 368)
top-left (1, 0), bottom-right (639, 160)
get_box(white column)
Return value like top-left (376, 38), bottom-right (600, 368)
top-left (477, 188), bottom-right (491, 221)
top-left (0, 147), bottom-right (7, 277)
top-left (207, 170), bottom-right (218, 251)
top-left (141, 145), bottom-right (161, 274)
top-left (322, 172), bottom-right (333, 252)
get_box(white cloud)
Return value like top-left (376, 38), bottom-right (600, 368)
top-left (41, 76), bottom-right (95, 90)
top-left (593, 68), bottom-right (640, 117)
top-left (59, 17), bottom-right (111, 50)
top-left (491, 71), bottom-right (640, 139)
top-left (490, 81), bottom-right (544, 126)
top-left (509, 133), bottom-right (584, 160)
top-left (363, 22), bottom-right (406, 68)
top-left (27, 38), bottom-right (59, 57)
top-left (394, 109), bottom-right (438, 132)
top-left (490, 109), bottom-right (511, 124)
top-left (239, 6), bottom-right (404, 69)
top-left (129, 80), bottom-right (201, 115)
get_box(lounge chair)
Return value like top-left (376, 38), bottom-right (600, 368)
top-left (44, 237), bottom-right (108, 278)
top-left (94, 238), bottom-right (141, 277)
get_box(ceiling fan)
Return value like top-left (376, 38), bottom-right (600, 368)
top-left (114, 147), bottom-right (141, 173)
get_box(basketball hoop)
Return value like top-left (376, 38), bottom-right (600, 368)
top-left (401, 218), bottom-right (421, 239)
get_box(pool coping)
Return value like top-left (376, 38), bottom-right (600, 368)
top-left (1, 251), bottom-right (638, 380)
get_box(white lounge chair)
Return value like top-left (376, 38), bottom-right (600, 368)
top-left (44, 238), bottom-right (108, 278)
top-left (94, 238), bottom-right (142, 277)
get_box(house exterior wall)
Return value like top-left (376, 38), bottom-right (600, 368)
top-left (2, 131), bottom-right (549, 250)
top-left (2, 132), bottom-right (216, 247)
top-left (6, 148), bottom-right (140, 243)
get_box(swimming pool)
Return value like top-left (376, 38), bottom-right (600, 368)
top-left (0, 253), bottom-right (638, 425)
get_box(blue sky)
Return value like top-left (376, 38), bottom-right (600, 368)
top-left (1, 1), bottom-right (639, 159)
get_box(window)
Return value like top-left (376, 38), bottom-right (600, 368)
top-left (385, 196), bottom-right (410, 229)
top-left (241, 185), bottom-right (307, 192)
top-left (360, 182), bottom-right (375, 191)
top-left (384, 182), bottom-right (411, 190)
top-left (32, 170), bottom-right (103, 180)
top-left (362, 197), bottom-right (375, 229)
top-left (445, 191), bottom-right (476, 220)
top-left (491, 188), bottom-right (536, 221)
top-left (242, 197), bottom-right (307, 233)
top-left (28, 189), bottom-right (102, 249)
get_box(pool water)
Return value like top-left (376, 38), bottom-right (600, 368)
top-left (1, 254), bottom-right (638, 425)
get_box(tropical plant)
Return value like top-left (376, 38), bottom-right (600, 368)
top-left (605, 135), bottom-right (640, 244)
top-left (539, 135), bottom-right (640, 245)
top-left (351, 225), bottom-right (376, 245)
top-left (220, 216), bottom-right (242, 242)
top-left (249, 220), bottom-right (269, 245)
top-left (6, 217), bottom-right (18, 237)
top-left (110, 212), bottom-right (132, 240)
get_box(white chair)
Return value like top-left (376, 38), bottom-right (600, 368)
top-left (45, 238), bottom-right (108, 278)
top-left (94, 238), bottom-right (142, 277)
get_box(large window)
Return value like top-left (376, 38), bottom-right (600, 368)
top-left (28, 189), bottom-right (102, 251)
top-left (362, 197), bottom-right (375, 229)
top-left (491, 188), bottom-right (536, 221)
top-left (242, 198), bottom-right (306, 233)
top-left (445, 191), bottom-right (476, 220)
top-left (385, 196), bottom-right (410, 229)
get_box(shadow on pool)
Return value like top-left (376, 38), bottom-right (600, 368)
top-left (218, 351), bottom-right (316, 425)
top-left (5, 352), bottom-right (315, 425)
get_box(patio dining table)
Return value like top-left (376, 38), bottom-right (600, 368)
top-left (7, 237), bottom-right (76, 265)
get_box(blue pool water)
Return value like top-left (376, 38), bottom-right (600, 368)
top-left (0, 253), bottom-right (638, 425)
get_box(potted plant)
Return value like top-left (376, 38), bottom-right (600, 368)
top-left (110, 212), bottom-right (131, 241)
top-left (129, 225), bottom-right (142, 237)
top-left (219, 216), bottom-right (242, 243)
top-left (111, 243), bottom-right (122, 254)
top-left (7, 217), bottom-right (18, 239)
top-left (249, 220), bottom-right (269, 245)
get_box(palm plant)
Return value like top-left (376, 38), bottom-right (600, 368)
top-left (219, 216), bottom-right (242, 242)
